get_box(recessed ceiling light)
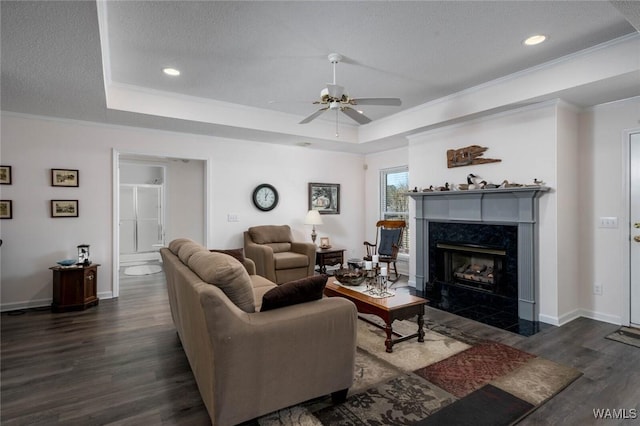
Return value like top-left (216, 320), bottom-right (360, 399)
top-left (162, 67), bottom-right (181, 76)
top-left (523, 35), bottom-right (547, 46)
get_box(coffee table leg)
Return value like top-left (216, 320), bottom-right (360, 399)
top-left (385, 323), bottom-right (394, 353)
top-left (417, 311), bottom-right (425, 342)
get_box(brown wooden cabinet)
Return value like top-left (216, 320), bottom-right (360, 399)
top-left (50, 264), bottom-right (100, 312)
top-left (315, 248), bottom-right (345, 273)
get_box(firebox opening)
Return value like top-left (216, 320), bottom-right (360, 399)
top-left (436, 242), bottom-right (506, 294)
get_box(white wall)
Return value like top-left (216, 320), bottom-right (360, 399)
top-left (578, 97), bottom-right (640, 325)
top-left (0, 113), bottom-right (365, 310)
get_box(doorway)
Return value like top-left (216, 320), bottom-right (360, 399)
top-left (630, 132), bottom-right (640, 326)
top-left (113, 152), bottom-right (207, 298)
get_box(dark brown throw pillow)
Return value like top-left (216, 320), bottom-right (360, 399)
top-left (260, 274), bottom-right (328, 312)
top-left (209, 248), bottom-right (245, 263)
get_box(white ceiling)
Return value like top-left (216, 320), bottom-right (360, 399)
top-left (2, 1), bottom-right (639, 154)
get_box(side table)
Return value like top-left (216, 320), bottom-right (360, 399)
top-left (50, 264), bottom-right (100, 312)
top-left (315, 248), bottom-right (345, 274)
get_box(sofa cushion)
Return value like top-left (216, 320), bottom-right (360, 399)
top-left (178, 242), bottom-right (206, 264)
top-left (188, 251), bottom-right (255, 313)
top-left (260, 274), bottom-right (327, 312)
top-left (248, 225), bottom-right (293, 244)
top-left (273, 251), bottom-right (309, 270)
top-left (209, 248), bottom-right (245, 263)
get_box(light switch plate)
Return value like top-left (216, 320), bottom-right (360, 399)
top-left (598, 217), bottom-right (618, 228)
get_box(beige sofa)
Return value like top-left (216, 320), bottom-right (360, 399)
top-left (160, 238), bottom-right (357, 426)
top-left (244, 225), bottom-right (316, 284)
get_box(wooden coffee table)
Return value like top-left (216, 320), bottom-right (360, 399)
top-left (324, 280), bottom-right (428, 353)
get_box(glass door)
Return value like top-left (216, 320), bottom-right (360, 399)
top-left (119, 184), bottom-right (163, 255)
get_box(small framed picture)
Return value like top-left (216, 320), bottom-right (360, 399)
top-left (320, 237), bottom-right (331, 249)
top-left (0, 166), bottom-right (12, 185)
top-left (309, 182), bottom-right (340, 215)
top-left (51, 200), bottom-right (78, 218)
top-left (51, 169), bottom-right (79, 187)
top-left (0, 200), bottom-right (12, 219)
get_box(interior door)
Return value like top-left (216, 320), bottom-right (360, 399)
top-left (631, 133), bottom-right (640, 326)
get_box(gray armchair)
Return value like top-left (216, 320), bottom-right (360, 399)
top-left (244, 225), bottom-right (316, 284)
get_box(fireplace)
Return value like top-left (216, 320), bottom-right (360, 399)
top-left (429, 222), bottom-right (518, 299)
top-left (408, 187), bottom-right (549, 324)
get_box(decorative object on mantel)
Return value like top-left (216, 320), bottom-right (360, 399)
top-left (447, 145), bottom-right (501, 168)
top-left (456, 174), bottom-right (480, 190)
top-left (500, 179), bottom-right (523, 188)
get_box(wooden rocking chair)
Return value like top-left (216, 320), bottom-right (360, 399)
top-left (363, 220), bottom-right (406, 282)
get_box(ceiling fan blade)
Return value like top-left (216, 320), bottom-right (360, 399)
top-left (349, 98), bottom-right (402, 106)
top-left (299, 107), bottom-right (329, 124)
top-left (327, 84), bottom-right (344, 99)
top-left (341, 107), bottom-right (372, 125)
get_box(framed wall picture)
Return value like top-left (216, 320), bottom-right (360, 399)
top-left (51, 200), bottom-right (79, 218)
top-left (51, 169), bottom-right (79, 187)
top-left (0, 166), bottom-right (12, 185)
top-left (0, 200), bottom-right (12, 219)
top-left (308, 182), bottom-right (340, 214)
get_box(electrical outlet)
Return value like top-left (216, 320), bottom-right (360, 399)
top-left (593, 283), bottom-right (603, 295)
top-left (227, 214), bottom-right (239, 222)
top-left (598, 217), bottom-right (618, 228)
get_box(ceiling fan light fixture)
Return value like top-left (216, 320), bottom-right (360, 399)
top-left (162, 67), bottom-right (181, 76)
top-left (523, 34), bottom-right (547, 46)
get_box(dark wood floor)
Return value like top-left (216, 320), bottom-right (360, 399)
top-left (2, 272), bottom-right (639, 425)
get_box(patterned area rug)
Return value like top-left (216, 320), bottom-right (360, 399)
top-left (254, 319), bottom-right (582, 426)
top-left (605, 326), bottom-right (640, 348)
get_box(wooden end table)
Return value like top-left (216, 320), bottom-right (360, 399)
top-left (316, 247), bottom-right (345, 273)
top-left (50, 264), bottom-right (100, 312)
top-left (324, 280), bottom-right (428, 353)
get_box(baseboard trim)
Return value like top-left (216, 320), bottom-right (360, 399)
top-left (1, 292), bottom-right (115, 312)
top-left (539, 309), bottom-right (622, 327)
top-left (1, 298), bottom-right (52, 312)
top-left (575, 309), bottom-right (622, 326)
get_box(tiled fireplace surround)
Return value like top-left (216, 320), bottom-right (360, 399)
top-left (408, 187), bottom-right (549, 322)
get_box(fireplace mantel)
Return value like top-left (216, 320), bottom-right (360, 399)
top-left (407, 186), bottom-right (550, 321)
top-left (407, 186), bottom-right (550, 223)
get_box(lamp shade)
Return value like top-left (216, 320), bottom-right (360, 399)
top-left (304, 209), bottom-right (323, 225)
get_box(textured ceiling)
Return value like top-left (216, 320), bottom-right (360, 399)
top-left (1, 1), bottom-right (639, 153)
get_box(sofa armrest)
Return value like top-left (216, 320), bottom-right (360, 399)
top-left (242, 257), bottom-right (256, 275)
top-left (199, 289), bottom-right (357, 424)
top-left (290, 241), bottom-right (317, 276)
top-left (244, 232), bottom-right (276, 281)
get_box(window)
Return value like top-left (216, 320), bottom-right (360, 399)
top-left (381, 166), bottom-right (409, 254)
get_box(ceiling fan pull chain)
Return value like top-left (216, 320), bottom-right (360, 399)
top-left (335, 110), bottom-right (339, 138)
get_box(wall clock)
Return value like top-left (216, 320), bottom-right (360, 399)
top-left (252, 183), bottom-right (279, 211)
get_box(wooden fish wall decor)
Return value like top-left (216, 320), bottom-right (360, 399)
top-left (447, 145), bottom-right (502, 168)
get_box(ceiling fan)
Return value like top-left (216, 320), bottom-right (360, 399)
top-left (299, 53), bottom-right (402, 126)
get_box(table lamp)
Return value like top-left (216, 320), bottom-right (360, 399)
top-left (304, 209), bottom-right (323, 244)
